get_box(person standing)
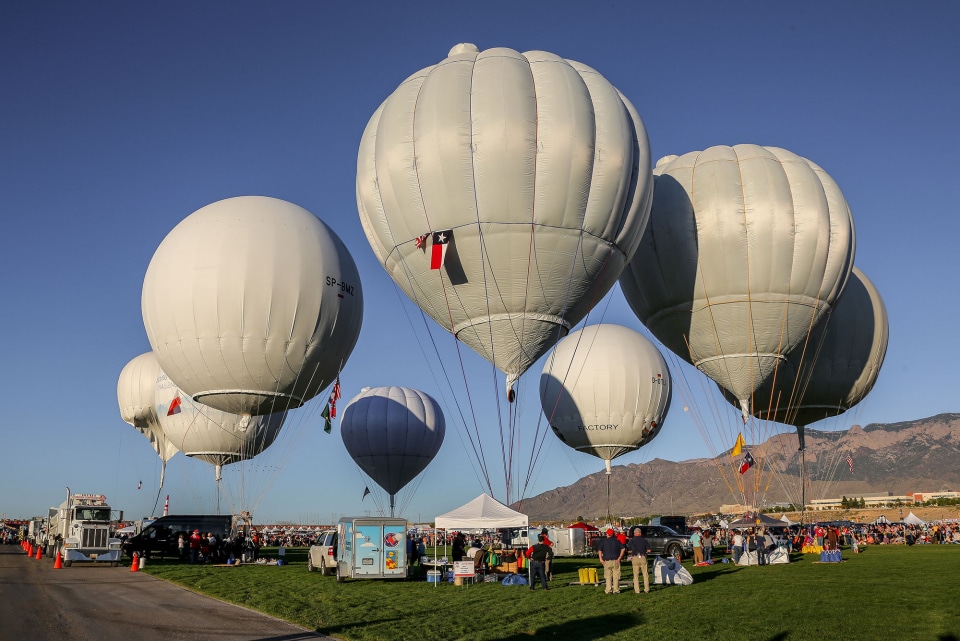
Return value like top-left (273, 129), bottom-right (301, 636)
top-left (177, 534), bottom-right (186, 562)
top-left (690, 529), bottom-right (703, 564)
top-left (452, 532), bottom-right (466, 561)
top-left (626, 527), bottom-right (651, 594)
top-left (526, 534), bottom-right (553, 591)
top-left (732, 531), bottom-right (744, 563)
top-left (703, 529), bottom-right (713, 562)
top-left (188, 529), bottom-right (202, 564)
top-left (539, 527), bottom-right (554, 581)
top-left (598, 528), bottom-right (625, 594)
top-left (753, 529), bottom-right (767, 566)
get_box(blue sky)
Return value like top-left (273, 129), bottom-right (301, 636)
top-left (2, 1), bottom-right (958, 524)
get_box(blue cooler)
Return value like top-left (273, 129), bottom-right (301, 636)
top-left (427, 570), bottom-right (442, 583)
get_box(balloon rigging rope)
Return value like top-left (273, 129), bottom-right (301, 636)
top-left (391, 277), bottom-right (493, 496)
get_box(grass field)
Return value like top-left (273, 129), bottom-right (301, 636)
top-left (141, 546), bottom-right (960, 641)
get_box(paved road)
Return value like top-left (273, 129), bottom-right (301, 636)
top-left (0, 544), bottom-right (328, 641)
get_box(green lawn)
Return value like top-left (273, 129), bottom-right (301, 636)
top-left (140, 546), bottom-right (960, 641)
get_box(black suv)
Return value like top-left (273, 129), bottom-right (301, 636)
top-left (634, 525), bottom-right (693, 559)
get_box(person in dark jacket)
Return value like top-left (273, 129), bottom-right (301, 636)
top-left (626, 527), bottom-right (651, 593)
top-left (526, 534), bottom-right (554, 590)
top-left (598, 528), bottom-right (625, 594)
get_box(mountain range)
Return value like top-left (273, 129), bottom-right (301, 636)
top-left (514, 413), bottom-right (960, 521)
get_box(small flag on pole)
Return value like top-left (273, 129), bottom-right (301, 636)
top-left (846, 454), bottom-right (855, 474)
top-left (430, 230), bottom-right (452, 270)
top-left (731, 432), bottom-right (745, 457)
top-left (321, 404), bottom-right (332, 433)
top-left (137, 480), bottom-right (142, 490)
top-left (738, 452), bottom-right (756, 475)
top-left (330, 377), bottom-right (341, 418)
top-left (414, 234), bottom-right (429, 251)
top-left (167, 395), bottom-right (182, 416)
top-left (362, 486), bottom-right (371, 501)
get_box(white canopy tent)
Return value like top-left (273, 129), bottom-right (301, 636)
top-left (903, 512), bottom-right (926, 527)
top-left (431, 494), bottom-right (529, 587)
top-left (435, 493), bottom-right (528, 531)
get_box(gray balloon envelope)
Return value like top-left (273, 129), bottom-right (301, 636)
top-left (340, 386), bottom-right (445, 496)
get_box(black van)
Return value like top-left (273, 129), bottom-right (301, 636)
top-left (650, 515), bottom-right (688, 535)
top-left (122, 514), bottom-right (233, 559)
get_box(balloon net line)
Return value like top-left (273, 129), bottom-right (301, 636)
top-left (390, 265), bottom-right (494, 498)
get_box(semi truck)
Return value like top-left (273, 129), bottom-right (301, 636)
top-left (27, 517), bottom-right (47, 550)
top-left (47, 491), bottom-right (122, 566)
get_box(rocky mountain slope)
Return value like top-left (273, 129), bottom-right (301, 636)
top-left (515, 413), bottom-right (960, 521)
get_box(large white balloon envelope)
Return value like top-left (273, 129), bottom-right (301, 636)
top-left (340, 386), bottom-right (445, 516)
top-left (142, 196), bottom-right (363, 417)
top-left (619, 145), bottom-right (856, 414)
top-left (540, 324), bottom-right (671, 473)
top-left (155, 368), bottom-right (286, 481)
top-left (357, 44), bottom-right (654, 400)
top-left (117, 352), bottom-right (179, 487)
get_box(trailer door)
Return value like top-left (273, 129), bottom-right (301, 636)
top-left (353, 523), bottom-right (383, 575)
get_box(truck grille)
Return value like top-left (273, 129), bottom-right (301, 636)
top-left (82, 527), bottom-right (108, 549)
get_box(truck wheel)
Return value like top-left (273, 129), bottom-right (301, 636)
top-left (667, 543), bottom-right (682, 560)
top-left (322, 559), bottom-right (332, 576)
top-left (307, 555), bottom-right (315, 572)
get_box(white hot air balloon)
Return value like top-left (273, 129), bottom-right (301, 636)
top-left (620, 145), bottom-right (856, 415)
top-left (142, 196), bottom-right (363, 417)
top-left (357, 43), bottom-right (653, 401)
top-left (117, 352), bottom-right (179, 488)
top-left (155, 369), bottom-right (285, 483)
top-left (540, 324), bottom-right (671, 475)
top-left (340, 387), bottom-right (445, 516)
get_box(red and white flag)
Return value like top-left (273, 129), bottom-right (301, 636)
top-left (846, 454), bottom-right (854, 474)
top-left (414, 234), bottom-right (429, 251)
top-left (430, 230), bottom-right (452, 270)
top-left (738, 452), bottom-right (756, 475)
top-left (167, 395), bottom-right (182, 416)
top-left (329, 376), bottom-right (341, 418)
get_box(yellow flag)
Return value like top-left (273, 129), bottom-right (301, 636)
top-left (731, 432), bottom-right (745, 456)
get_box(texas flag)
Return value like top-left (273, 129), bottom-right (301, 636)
top-left (738, 452), bottom-right (756, 475)
top-left (430, 230), bottom-right (452, 270)
top-left (167, 395), bottom-right (182, 416)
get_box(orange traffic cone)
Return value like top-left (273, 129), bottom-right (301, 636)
top-left (54, 551), bottom-right (63, 569)
top-left (27, 543), bottom-right (33, 557)
top-left (130, 552), bottom-right (139, 572)
top-left (35, 545), bottom-right (42, 560)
